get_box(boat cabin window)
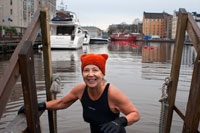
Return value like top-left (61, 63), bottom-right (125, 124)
top-left (57, 26), bottom-right (75, 35)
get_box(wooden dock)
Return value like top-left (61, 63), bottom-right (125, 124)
top-left (0, 40), bottom-right (42, 54)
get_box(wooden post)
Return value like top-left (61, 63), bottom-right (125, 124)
top-left (40, 7), bottom-right (57, 133)
top-left (18, 41), bottom-right (41, 133)
top-left (183, 13), bottom-right (200, 132)
top-left (164, 8), bottom-right (188, 133)
top-left (183, 55), bottom-right (200, 132)
top-left (186, 13), bottom-right (200, 53)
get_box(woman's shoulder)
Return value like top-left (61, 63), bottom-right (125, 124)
top-left (108, 84), bottom-right (126, 101)
top-left (108, 84), bottom-right (121, 93)
top-left (71, 82), bottom-right (86, 99)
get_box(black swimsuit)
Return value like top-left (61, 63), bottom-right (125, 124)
top-left (81, 83), bottom-right (121, 133)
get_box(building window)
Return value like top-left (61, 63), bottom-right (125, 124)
top-left (10, 0), bottom-right (12, 5)
top-left (10, 9), bottom-right (13, 15)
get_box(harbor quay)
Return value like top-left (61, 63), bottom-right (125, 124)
top-left (0, 40), bottom-right (42, 54)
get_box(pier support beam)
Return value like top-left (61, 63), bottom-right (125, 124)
top-left (164, 8), bottom-right (188, 133)
top-left (40, 7), bottom-right (57, 133)
top-left (18, 41), bottom-right (41, 133)
top-left (183, 55), bottom-right (200, 132)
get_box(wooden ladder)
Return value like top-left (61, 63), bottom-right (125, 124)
top-left (163, 8), bottom-right (200, 133)
top-left (0, 5), bottom-right (57, 133)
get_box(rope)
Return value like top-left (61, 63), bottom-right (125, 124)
top-left (50, 75), bottom-right (62, 94)
top-left (159, 77), bottom-right (171, 133)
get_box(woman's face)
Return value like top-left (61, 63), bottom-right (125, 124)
top-left (82, 64), bottom-right (104, 88)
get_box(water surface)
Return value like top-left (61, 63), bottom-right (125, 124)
top-left (0, 42), bottom-right (198, 133)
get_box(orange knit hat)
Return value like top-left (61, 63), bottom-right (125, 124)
top-left (80, 53), bottom-right (108, 75)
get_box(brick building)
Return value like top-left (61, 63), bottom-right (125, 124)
top-left (143, 12), bottom-right (172, 39)
top-left (0, 0), bottom-right (56, 35)
top-left (172, 11), bottom-right (200, 40)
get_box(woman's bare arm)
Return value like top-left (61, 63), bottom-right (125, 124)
top-left (46, 83), bottom-right (85, 110)
top-left (109, 85), bottom-right (140, 125)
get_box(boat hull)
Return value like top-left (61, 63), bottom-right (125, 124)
top-left (50, 35), bottom-right (84, 49)
top-left (110, 37), bottom-right (136, 41)
top-left (89, 38), bottom-right (108, 44)
top-left (110, 33), bottom-right (137, 42)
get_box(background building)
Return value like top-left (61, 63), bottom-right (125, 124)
top-left (82, 26), bottom-right (103, 38)
top-left (172, 11), bottom-right (200, 40)
top-left (107, 23), bottom-right (143, 36)
top-left (0, 0), bottom-right (56, 36)
top-left (143, 11), bottom-right (172, 39)
top-left (171, 11), bottom-right (178, 39)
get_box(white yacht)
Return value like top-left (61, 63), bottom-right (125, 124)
top-left (49, 11), bottom-right (85, 49)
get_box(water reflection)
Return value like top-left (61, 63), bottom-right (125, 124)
top-left (108, 41), bottom-right (142, 53)
top-left (181, 44), bottom-right (196, 65)
top-left (142, 42), bottom-right (172, 63)
top-left (141, 42), bottom-right (196, 65)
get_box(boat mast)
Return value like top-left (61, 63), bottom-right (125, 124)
top-left (59, 0), bottom-right (67, 11)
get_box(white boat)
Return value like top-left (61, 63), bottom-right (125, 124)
top-left (83, 30), bottom-right (90, 45)
top-left (89, 38), bottom-right (109, 44)
top-left (49, 11), bottom-right (85, 49)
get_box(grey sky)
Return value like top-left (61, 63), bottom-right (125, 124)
top-left (57, 0), bottom-right (200, 30)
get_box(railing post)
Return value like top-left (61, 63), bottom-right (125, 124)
top-left (164, 8), bottom-right (188, 133)
top-left (0, 9), bottom-right (40, 119)
top-left (40, 7), bottom-right (57, 133)
top-left (182, 56), bottom-right (200, 132)
top-left (18, 41), bottom-right (41, 133)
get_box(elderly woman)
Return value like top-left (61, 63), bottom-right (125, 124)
top-left (19, 53), bottom-right (140, 133)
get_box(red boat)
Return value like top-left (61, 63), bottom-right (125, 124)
top-left (110, 33), bottom-right (136, 41)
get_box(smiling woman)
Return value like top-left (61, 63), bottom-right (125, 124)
top-left (18, 53), bottom-right (140, 133)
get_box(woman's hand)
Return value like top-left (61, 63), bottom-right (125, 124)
top-left (18, 102), bottom-right (46, 114)
top-left (100, 117), bottom-right (127, 133)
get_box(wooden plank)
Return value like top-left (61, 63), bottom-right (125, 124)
top-left (182, 54), bottom-right (200, 133)
top-left (164, 8), bottom-right (188, 133)
top-left (40, 7), bottom-right (57, 133)
top-left (18, 41), bottom-right (41, 133)
top-left (186, 13), bottom-right (200, 52)
top-left (174, 105), bottom-right (185, 121)
top-left (0, 9), bottom-right (41, 118)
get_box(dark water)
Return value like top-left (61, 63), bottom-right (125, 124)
top-left (0, 41), bottom-right (198, 133)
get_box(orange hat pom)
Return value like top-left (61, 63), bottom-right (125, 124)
top-left (80, 53), bottom-right (108, 75)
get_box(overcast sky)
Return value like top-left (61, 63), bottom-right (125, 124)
top-left (56, 0), bottom-right (200, 31)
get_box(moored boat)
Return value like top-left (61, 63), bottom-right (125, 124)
top-left (49, 11), bottom-right (85, 49)
top-left (110, 32), bottom-right (136, 41)
top-left (89, 38), bottom-right (108, 44)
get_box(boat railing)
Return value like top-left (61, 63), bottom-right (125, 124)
top-left (0, 4), bottom-right (57, 133)
top-left (162, 8), bottom-right (200, 133)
